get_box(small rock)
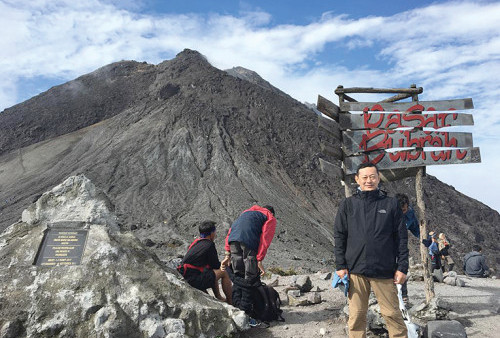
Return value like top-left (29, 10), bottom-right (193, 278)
top-left (312, 286), bottom-right (322, 292)
top-left (320, 272), bottom-right (332, 280)
top-left (307, 292), bottom-right (322, 304)
top-left (288, 290), bottom-right (301, 297)
top-left (295, 275), bottom-right (313, 292)
top-left (267, 274), bottom-right (279, 287)
top-left (319, 327), bottom-right (326, 335)
top-left (231, 311), bottom-right (249, 331)
top-left (144, 238), bottom-right (155, 247)
top-left (287, 293), bottom-right (309, 306)
top-left (432, 269), bottom-right (444, 283)
top-left (443, 276), bottom-right (456, 286)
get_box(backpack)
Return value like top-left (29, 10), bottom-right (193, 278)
top-left (251, 283), bottom-right (285, 323)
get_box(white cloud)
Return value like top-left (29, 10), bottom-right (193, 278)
top-left (0, 0), bottom-right (499, 210)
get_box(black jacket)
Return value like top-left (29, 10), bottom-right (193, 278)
top-left (333, 189), bottom-right (409, 278)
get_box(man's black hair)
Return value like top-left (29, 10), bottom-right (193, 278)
top-left (395, 193), bottom-right (409, 208)
top-left (199, 220), bottom-right (216, 236)
top-left (472, 244), bottom-right (482, 252)
top-left (263, 205), bottom-right (275, 216)
top-left (356, 162), bottom-right (379, 175)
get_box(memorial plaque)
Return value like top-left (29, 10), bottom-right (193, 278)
top-left (34, 229), bottom-right (88, 266)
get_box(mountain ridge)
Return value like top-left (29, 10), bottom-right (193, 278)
top-left (0, 49), bottom-right (498, 274)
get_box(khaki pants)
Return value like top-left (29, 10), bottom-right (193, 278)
top-left (348, 274), bottom-right (407, 338)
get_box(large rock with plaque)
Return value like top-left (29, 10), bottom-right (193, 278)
top-left (0, 175), bottom-right (244, 338)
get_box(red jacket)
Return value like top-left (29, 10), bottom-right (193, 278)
top-left (225, 205), bottom-right (277, 261)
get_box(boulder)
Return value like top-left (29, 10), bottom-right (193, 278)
top-left (0, 175), bottom-right (242, 338)
top-left (292, 275), bottom-right (313, 293)
top-left (425, 320), bottom-right (467, 338)
top-left (287, 291), bottom-right (309, 307)
top-left (410, 297), bottom-right (450, 321)
top-left (443, 276), bottom-right (457, 286)
top-left (307, 292), bottom-right (322, 304)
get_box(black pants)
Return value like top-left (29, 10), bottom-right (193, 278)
top-left (230, 242), bottom-right (260, 282)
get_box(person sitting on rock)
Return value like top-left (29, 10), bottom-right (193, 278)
top-left (177, 221), bottom-right (232, 304)
top-left (464, 245), bottom-right (490, 278)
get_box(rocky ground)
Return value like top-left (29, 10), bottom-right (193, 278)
top-left (236, 272), bottom-right (500, 338)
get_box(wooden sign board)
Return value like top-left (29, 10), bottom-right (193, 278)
top-left (317, 95), bottom-right (340, 121)
top-left (342, 130), bottom-right (473, 156)
top-left (319, 158), bottom-right (343, 178)
top-left (340, 112), bottom-right (473, 131)
top-left (318, 115), bottom-right (341, 140)
top-left (340, 98), bottom-right (473, 112)
top-left (379, 167), bottom-right (420, 182)
top-left (34, 229), bottom-right (88, 266)
top-left (343, 147), bottom-right (481, 175)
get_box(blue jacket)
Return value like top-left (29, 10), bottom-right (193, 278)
top-left (404, 207), bottom-right (420, 238)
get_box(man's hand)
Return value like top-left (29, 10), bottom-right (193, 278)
top-left (393, 270), bottom-right (406, 285)
top-left (336, 269), bottom-right (348, 279)
top-left (258, 260), bottom-right (265, 276)
top-left (220, 256), bottom-right (230, 271)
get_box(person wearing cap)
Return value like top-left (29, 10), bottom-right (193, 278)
top-left (177, 221), bottom-right (232, 304)
top-left (334, 163), bottom-right (408, 338)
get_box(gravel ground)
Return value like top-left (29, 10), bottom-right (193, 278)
top-left (238, 273), bottom-right (500, 338)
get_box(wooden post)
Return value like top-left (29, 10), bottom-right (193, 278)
top-left (337, 85), bottom-right (352, 197)
top-left (412, 84), bottom-right (435, 302)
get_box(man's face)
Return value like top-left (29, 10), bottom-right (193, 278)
top-left (355, 167), bottom-right (380, 191)
top-left (401, 203), bottom-right (408, 214)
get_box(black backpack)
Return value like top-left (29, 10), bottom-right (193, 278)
top-left (251, 283), bottom-right (285, 323)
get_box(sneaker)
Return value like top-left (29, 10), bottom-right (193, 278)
top-left (248, 318), bottom-right (259, 327)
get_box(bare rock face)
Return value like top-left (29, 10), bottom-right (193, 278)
top-left (0, 175), bottom-right (243, 338)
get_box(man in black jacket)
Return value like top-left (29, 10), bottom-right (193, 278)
top-left (334, 163), bottom-right (408, 338)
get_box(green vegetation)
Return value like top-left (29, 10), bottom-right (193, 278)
top-left (267, 266), bottom-right (296, 276)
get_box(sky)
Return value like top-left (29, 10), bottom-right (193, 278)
top-left (1, 0), bottom-right (499, 212)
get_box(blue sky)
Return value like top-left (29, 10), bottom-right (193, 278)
top-left (1, 0), bottom-right (499, 211)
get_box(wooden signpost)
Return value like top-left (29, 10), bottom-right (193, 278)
top-left (317, 85), bottom-right (481, 303)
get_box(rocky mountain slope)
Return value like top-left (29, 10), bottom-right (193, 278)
top-left (0, 49), bottom-right (498, 274)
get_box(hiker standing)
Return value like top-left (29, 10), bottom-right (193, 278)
top-left (438, 233), bottom-right (454, 272)
top-left (221, 205), bottom-right (276, 317)
top-left (396, 193), bottom-right (419, 303)
top-left (334, 163), bottom-right (408, 338)
top-left (177, 221), bottom-right (232, 304)
top-left (428, 232), bottom-right (441, 271)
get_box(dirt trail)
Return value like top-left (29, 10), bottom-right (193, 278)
top-left (239, 273), bottom-right (500, 338)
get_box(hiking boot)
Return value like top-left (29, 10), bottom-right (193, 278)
top-left (248, 318), bottom-right (259, 327)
